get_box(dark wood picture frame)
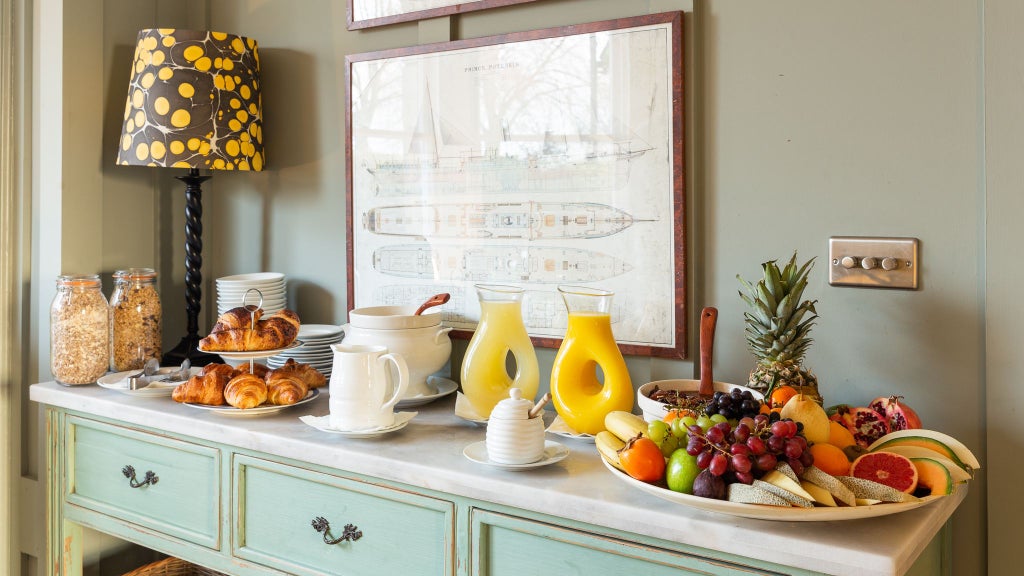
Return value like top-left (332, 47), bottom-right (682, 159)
top-left (345, 11), bottom-right (686, 359)
top-left (348, 0), bottom-right (542, 30)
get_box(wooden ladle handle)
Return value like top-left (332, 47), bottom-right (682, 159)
top-left (414, 293), bottom-right (451, 315)
top-left (699, 307), bottom-right (718, 398)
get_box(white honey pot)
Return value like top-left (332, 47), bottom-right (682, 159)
top-left (485, 388), bottom-right (546, 465)
top-left (341, 305), bottom-right (452, 398)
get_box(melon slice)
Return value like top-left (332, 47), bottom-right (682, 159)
top-left (870, 445), bottom-right (971, 483)
top-left (800, 465), bottom-right (857, 507)
top-left (911, 457), bottom-right (954, 496)
top-left (837, 476), bottom-right (921, 503)
top-left (868, 429), bottom-right (980, 471)
top-left (760, 470), bottom-right (816, 501)
top-left (800, 480), bottom-right (837, 507)
top-left (752, 479), bottom-right (814, 508)
top-left (773, 461), bottom-right (801, 484)
top-left (855, 498), bottom-right (883, 506)
top-left (727, 483), bottom-right (792, 507)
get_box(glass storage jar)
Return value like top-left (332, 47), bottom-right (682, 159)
top-left (50, 274), bottom-right (110, 385)
top-left (110, 267), bottom-right (162, 371)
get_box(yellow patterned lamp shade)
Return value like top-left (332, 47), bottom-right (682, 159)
top-left (117, 29), bottom-right (264, 171)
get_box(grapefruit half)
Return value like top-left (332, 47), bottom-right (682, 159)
top-left (850, 451), bottom-right (919, 494)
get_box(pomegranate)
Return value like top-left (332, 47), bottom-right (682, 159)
top-left (869, 395), bottom-right (922, 431)
top-left (829, 405), bottom-right (890, 448)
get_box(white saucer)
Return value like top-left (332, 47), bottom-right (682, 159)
top-left (299, 412), bottom-right (416, 438)
top-left (297, 324), bottom-right (345, 339)
top-left (97, 367), bottom-right (201, 397)
top-left (396, 376), bottom-right (459, 408)
top-left (200, 340), bottom-right (302, 360)
top-left (183, 388), bottom-right (319, 416)
top-left (545, 415), bottom-right (596, 443)
top-left (463, 440), bottom-right (568, 470)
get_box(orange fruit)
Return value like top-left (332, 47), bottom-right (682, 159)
top-left (850, 451), bottom-right (919, 493)
top-left (808, 443), bottom-right (851, 476)
top-left (664, 408), bottom-right (696, 424)
top-left (827, 420), bottom-right (857, 450)
top-left (769, 385), bottom-right (798, 410)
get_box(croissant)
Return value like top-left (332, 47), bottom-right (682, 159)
top-left (211, 306), bottom-right (262, 332)
top-left (224, 373), bottom-right (268, 409)
top-left (172, 363), bottom-right (233, 405)
top-left (233, 362), bottom-right (270, 380)
top-left (199, 308), bottom-right (301, 352)
top-left (267, 358), bottom-right (326, 389)
top-left (266, 374), bottom-right (309, 405)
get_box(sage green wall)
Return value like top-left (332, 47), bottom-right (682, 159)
top-left (194, 1), bottom-right (991, 572)
top-left (52, 0), bottom-right (1011, 574)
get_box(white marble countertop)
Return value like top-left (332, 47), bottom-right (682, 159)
top-left (31, 381), bottom-right (965, 576)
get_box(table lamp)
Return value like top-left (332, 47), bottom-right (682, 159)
top-left (116, 28), bottom-right (264, 366)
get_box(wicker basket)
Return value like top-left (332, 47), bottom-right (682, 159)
top-left (122, 557), bottom-right (226, 576)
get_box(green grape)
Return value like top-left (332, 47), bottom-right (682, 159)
top-left (660, 433), bottom-right (680, 458)
top-left (681, 416), bottom-right (698, 429)
top-left (671, 417), bottom-right (689, 439)
top-left (709, 414), bottom-right (729, 425)
top-left (647, 420), bottom-right (669, 446)
top-left (696, 415), bottom-right (713, 432)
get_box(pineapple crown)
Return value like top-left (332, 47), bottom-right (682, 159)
top-left (737, 253), bottom-right (818, 365)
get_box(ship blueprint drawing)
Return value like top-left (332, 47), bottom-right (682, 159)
top-left (347, 15), bottom-right (684, 355)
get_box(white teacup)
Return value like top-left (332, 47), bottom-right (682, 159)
top-left (328, 344), bottom-right (409, 431)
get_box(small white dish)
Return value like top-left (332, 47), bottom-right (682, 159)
top-left (463, 440), bottom-right (569, 471)
top-left (454, 392), bottom-right (489, 425)
top-left (299, 411), bottom-right (417, 438)
top-left (396, 376), bottom-right (458, 408)
top-left (545, 415), bottom-right (596, 443)
top-left (97, 367), bottom-right (202, 397)
top-left (183, 388), bottom-right (319, 416)
top-left (199, 340), bottom-right (303, 360)
top-left (297, 324), bottom-right (345, 340)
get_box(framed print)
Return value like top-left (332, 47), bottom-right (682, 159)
top-left (348, 0), bottom-right (543, 30)
top-left (346, 11), bottom-right (686, 358)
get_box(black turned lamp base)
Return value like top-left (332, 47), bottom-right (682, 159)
top-left (162, 335), bottom-right (221, 368)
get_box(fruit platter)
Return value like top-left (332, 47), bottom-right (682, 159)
top-left (593, 255), bottom-right (980, 522)
top-left (597, 397), bottom-right (977, 522)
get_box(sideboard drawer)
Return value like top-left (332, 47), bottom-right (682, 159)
top-left (66, 416), bottom-right (221, 549)
top-left (234, 455), bottom-right (455, 576)
top-left (471, 509), bottom-right (777, 576)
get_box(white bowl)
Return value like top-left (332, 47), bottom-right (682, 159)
top-left (636, 379), bottom-right (764, 422)
top-left (347, 305), bottom-right (443, 330)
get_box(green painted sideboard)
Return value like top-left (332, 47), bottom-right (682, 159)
top-left (32, 382), bottom-right (963, 576)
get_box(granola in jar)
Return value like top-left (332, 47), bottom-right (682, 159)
top-left (50, 274), bottom-right (110, 385)
top-left (110, 268), bottom-right (162, 371)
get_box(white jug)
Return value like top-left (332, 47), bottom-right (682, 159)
top-left (328, 344), bottom-right (409, 431)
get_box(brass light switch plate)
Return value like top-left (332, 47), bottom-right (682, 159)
top-left (828, 237), bottom-right (919, 289)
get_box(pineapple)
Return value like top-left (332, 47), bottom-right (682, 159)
top-left (737, 253), bottom-right (822, 404)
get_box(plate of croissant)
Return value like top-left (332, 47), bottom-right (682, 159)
top-left (197, 306), bottom-right (301, 354)
top-left (172, 359), bottom-right (327, 416)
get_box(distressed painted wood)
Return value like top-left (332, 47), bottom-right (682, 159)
top-left (65, 416), bottom-right (220, 549)
top-left (39, 399), bottom-right (953, 576)
top-left (233, 455), bottom-right (455, 576)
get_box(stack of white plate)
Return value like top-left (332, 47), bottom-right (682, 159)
top-left (267, 324), bottom-right (343, 379)
top-left (216, 272), bottom-right (287, 316)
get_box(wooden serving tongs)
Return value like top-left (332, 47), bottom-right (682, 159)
top-left (698, 307), bottom-right (718, 399)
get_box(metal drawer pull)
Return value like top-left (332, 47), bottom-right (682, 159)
top-left (311, 516), bottom-right (362, 544)
top-left (121, 465), bottom-right (159, 488)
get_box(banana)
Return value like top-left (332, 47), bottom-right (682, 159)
top-left (604, 411), bottom-right (648, 443)
top-left (595, 431), bottom-right (626, 471)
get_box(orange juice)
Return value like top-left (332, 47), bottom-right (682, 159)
top-left (550, 308), bottom-right (632, 435)
top-left (460, 288), bottom-right (539, 419)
